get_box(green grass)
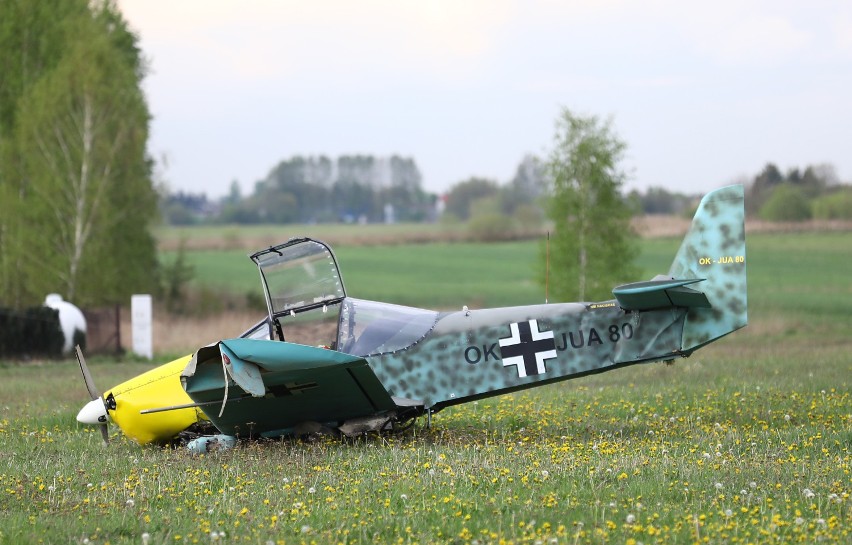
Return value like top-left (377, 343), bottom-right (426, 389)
top-left (2, 231), bottom-right (851, 544)
top-left (165, 241), bottom-right (547, 309)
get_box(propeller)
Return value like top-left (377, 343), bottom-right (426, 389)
top-left (74, 345), bottom-right (110, 444)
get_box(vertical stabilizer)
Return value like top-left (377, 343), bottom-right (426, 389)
top-left (668, 185), bottom-right (747, 352)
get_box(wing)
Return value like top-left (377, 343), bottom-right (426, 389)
top-left (181, 338), bottom-right (399, 437)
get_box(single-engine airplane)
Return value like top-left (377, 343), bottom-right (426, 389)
top-left (76, 185), bottom-right (747, 450)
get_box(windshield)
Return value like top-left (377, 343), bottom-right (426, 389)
top-left (338, 298), bottom-right (438, 356)
top-left (251, 238), bottom-right (346, 318)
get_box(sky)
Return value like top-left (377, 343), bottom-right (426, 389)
top-left (116, 0), bottom-right (852, 198)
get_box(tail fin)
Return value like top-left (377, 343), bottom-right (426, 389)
top-left (668, 184), bottom-right (747, 352)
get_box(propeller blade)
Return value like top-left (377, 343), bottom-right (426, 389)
top-left (75, 345), bottom-right (100, 400)
top-left (74, 345), bottom-right (110, 445)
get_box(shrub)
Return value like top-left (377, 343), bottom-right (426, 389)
top-left (811, 188), bottom-right (852, 220)
top-left (758, 184), bottom-right (811, 221)
top-left (0, 306), bottom-right (64, 358)
top-left (468, 213), bottom-right (516, 242)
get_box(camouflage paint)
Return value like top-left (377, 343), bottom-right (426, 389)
top-left (368, 184), bottom-right (747, 410)
top-left (367, 303), bottom-right (687, 410)
top-left (179, 185), bottom-right (746, 436)
top-left (667, 184), bottom-right (747, 351)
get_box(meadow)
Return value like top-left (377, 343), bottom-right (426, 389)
top-left (0, 230), bottom-right (850, 544)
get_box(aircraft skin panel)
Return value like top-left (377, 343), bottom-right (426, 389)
top-left (367, 303), bottom-right (687, 409)
top-left (106, 355), bottom-right (204, 445)
top-left (182, 340), bottom-right (397, 436)
top-left (221, 338), bottom-right (363, 368)
top-left (182, 339), bottom-right (366, 393)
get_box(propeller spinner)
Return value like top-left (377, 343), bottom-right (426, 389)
top-left (74, 345), bottom-right (110, 444)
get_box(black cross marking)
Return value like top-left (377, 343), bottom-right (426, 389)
top-left (498, 320), bottom-right (557, 378)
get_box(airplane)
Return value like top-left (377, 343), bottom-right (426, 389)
top-left (76, 184), bottom-right (747, 451)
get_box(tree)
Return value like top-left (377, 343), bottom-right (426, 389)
top-left (0, 0), bottom-right (158, 307)
top-left (628, 186), bottom-right (696, 215)
top-left (502, 154), bottom-right (546, 216)
top-left (747, 163), bottom-right (784, 215)
top-left (758, 183), bottom-right (811, 222)
top-left (0, 0), bottom-right (92, 307)
top-left (443, 177), bottom-right (500, 221)
top-left (542, 108), bottom-right (640, 302)
top-left (812, 187), bottom-right (852, 220)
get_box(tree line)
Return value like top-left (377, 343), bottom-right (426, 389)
top-left (162, 158), bottom-right (852, 229)
top-left (163, 154), bottom-right (434, 225)
top-left (746, 163), bottom-right (852, 221)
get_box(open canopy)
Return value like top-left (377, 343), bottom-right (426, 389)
top-left (248, 237), bottom-right (438, 355)
top-left (250, 238), bottom-right (346, 320)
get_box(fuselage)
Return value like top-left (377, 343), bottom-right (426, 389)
top-left (364, 300), bottom-right (686, 411)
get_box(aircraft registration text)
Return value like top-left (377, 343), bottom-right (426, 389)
top-left (699, 255), bottom-right (745, 265)
top-left (464, 321), bottom-right (636, 376)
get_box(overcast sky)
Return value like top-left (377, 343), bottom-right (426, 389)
top-left (116, 0), bottom-right (852, 198)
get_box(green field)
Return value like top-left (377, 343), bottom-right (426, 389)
top-left (174, 241), bottom-right (547, 310)
top-left (169, 231), bottom-right (852, 316)
top-left (1, 231), bottom-right (850, 543)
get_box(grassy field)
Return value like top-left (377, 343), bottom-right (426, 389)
top-left (167, 231), bottom-right (852, 312)
top-left (173, 241), bottom-right (546, 310)
top-left (1, 231), bottom-right (850, 544)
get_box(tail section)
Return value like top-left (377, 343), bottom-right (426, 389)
top-left (668, 185), bottom-right (747, 352)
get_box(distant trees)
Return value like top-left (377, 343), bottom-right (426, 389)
top-left (758, 184), bottom-right (812, 222)
top-left (748, 162), bottom-right (847, 221)
top-left (503, 154), bottom-right (548, 220)
top-left (440, 156), bottom-right (548, 241)
top-left (625, 162), bottom-right (849, 222)
top-left (155, 140), bottom-right (852, 233)
top-left (627, 186), bottom-right (697, 216)
top-left (541, 108), bottom-right (640, 302)
top-left (811, 188), bottom-right (852, 220)
top-left (443, 178), bottom-right (500, 221)
top-left (0, 0), bottom-right (159, 308)
top-left (213, 155), bottom-right (430, 224)
top-left (161, 192), bottom-right (214, 225)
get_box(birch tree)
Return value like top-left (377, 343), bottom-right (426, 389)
top-left (542, 108), bottom-right (640, 302)
top-left (1, 0), bottom-right (158, 306)
top-left (0, 0), bottom-right (90, 307)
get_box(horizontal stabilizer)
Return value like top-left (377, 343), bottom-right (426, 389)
top-left (612, 277), bottom-right (710, 311)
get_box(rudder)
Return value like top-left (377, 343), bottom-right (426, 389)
top-left (668, 185), bottom-right (747, 352)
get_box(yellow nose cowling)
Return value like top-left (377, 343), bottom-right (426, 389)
top-left (107, 355), bottom-right (207, 445)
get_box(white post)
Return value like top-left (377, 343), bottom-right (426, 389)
top-left (131, 294), bottom-right (153, 359)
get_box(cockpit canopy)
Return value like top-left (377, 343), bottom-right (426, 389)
top-left (251, 238), bottom-right (346, 316)
top-left (248, 238), bottom-right (437, 357)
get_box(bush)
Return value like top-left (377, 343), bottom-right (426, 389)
top-left (812, 188), bottom-right (852, 220)
top-left (467, 213), bottom-right (516, 242)
top-left (758, 184), bottom-right (811, 222)
top-left (0, 306), bottom-right (64, 359)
